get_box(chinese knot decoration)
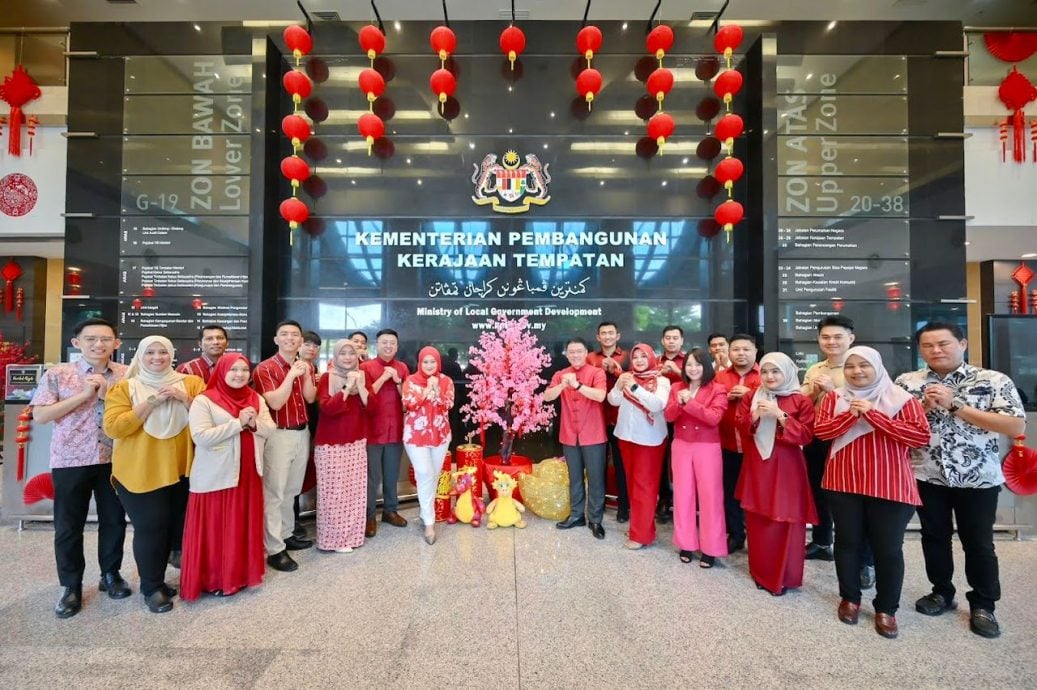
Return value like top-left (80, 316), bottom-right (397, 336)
top-left (280, 24), bottom-right (315, 242)
top-left (1009, 261), bottom-right (1035, 315)
top-left (997, 67), bottom-right (1037, 164)
top-left (710, 24), bottom-right (745, 239)
top-left (358, 23), bottom-right (388, 155)
top-left (0, 66), bottom-right (41, 156)
top-left (575, 3), bottom-right (603, 111)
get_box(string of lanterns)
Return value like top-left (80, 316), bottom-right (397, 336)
top-left (645, 24), bottom-right (675, 151)
top-left (429, 3), bottom-right (458, 115)
top-left (710, 24), bottom-right (745, 239)
top-left (279, 24), bottom-right (314, 243)
top-left (357, 23), bottom-right (388, 155)
top-left (575, 2), bottom-right (603, 110)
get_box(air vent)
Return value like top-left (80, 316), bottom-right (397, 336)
top-left (498, 9), bottom-right (531, 20)
top-left (312, 11), bottom-right (341, 21)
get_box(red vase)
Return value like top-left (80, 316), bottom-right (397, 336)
top-left (483, 454), bottom-right (534, 504)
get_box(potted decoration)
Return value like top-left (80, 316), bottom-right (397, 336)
top-left (461, 314), bottom-right (554, 501)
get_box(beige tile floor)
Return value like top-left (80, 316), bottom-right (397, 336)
top-left (0, 504), bottom-right (1035, 689)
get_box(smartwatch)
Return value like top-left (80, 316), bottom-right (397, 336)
top-left (576, 382), bottom-right (583, 391)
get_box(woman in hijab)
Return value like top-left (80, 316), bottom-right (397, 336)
top-left (814, 346), bottom-right (930, 639)
top-left (103, 335), bottom-right (206, 613)
top-left (607, 343), bottom-right (671, 551)
top-left (734, 352), bottom-right (816, 596)
top-left (313, 340), bottom-right (369, 553)
top-left (664, 349), bottom-right (729, 567)
top-left (182, 354), bottom-right (275, 600)
top-left (402, 346), bottom-right (454, 545)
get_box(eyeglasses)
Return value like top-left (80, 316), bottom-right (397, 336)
top-left (79, 337), bottom-right (116, 344)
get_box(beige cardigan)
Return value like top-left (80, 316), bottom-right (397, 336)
top-left (187, 394), bottom-right (275, 493)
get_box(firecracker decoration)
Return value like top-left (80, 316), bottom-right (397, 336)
top-left (1011, 261), bottom-right (1035, 314)
top-left (0, 65), bottom-right (41, 156)
top-left (998, 67), bottom-right (1037, 164)
top-left (1031, 290), bottom-right (1037, 315)
top-left (2, 258), bottom-right (22, 311)
top-left (999, 119), bottom-right (1009, 162)
top-left (500, 0), bottom-right (526, 72)
top-left (1032, 119), bottom-right (1037, 161)
top-left (65, 267), bottom-right (81, 296)
top-left (281, 23), bottom-right (315, 245)
top-left (15, 286), bottom-right (24, 321)
top-left (16, 407), bottom-right (31, 481)
top-left (27, 114), bottom-right (38, 155)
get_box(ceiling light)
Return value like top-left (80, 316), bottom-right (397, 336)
top-left (193, 24), bottom-right (201, 32)
top-left (394, 21), bottom-right (402, 32)
top-left (827, 21), bottom-right (837, 31)
top-left (1022, 253), bottom-right (1037, 258)
top-left (621, 22), bottom-right (628, 31)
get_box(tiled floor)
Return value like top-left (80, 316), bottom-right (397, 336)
top-left (0, 504), bottom-right (1035, 689)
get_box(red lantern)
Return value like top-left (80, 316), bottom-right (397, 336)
top-left (280, 197), bottom-right (310, 230)
top-left (500, 26), bottom-right (526, 69)
top-left (647, 112), bottom-right (675, 149)
top-left (357, 112), bottom-right (385, 155)
top-left (714, 69), bottom-right (743, 106)
top-left (429, 68), bottom-right (457, 106)
top-left (430, 26), bottom-right (457, 63)
top-left (141, 286), bottom-right (155, 298)
top-left (66, 268), bottom-right (81, 296)
top-left (283, 70), bottom-right (312, 104)
top-left (714, 24), bottom-right (744, 63)
top-left (192, 298), bottom-right (204, 310)
top-left (131, 298), bottom-right (143, 310)
top-left (576, 25), bottom-right (603, 63)
top-left (283, 25), bottom-right (313, 61)
top-left (715, 113), bottom-right (744, 151)
top-left (646, 25), bottom-right (674, 60)
top-left (714, 157), bottom-right (744, 194)
top-left (359, 68), bottom-right (386, 105)
top-left (359, 25), bottom-right (386, 61)
top-left (714, 199), bottom-right (744, 234)
top-left (832, 298), bottom-right (845, 312)
top-left (281, 114), bottom-right (311, 148)
top-left (576, 68), bottom-right (603, 110)
top-left (280, 155), bottom-right (311, 189)
top-left (646, 67), bottom-right (674, 104)
top-left (2, 258), bottom-right (22, 311)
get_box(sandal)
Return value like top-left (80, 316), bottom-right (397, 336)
top-left (699, 554), bottom-right (715, 569)
top-left (679, 550), bottom-right (694, 563)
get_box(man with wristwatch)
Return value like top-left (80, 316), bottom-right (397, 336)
top-left (895, 322), bottom-right (1025, 639)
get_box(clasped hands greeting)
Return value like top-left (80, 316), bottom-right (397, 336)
top-left (339, 370), bottom-right (366, 397)
top-left (238, 406), bottom-right (258, 429)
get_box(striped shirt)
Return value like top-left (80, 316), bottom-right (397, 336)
top-left (176, 355), bottom-right (218, 383)
top-left (814, 391), bottom-right (930, 505)
top-left (253, 353), bottom-right (309, 429)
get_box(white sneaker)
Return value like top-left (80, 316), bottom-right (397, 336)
top-left (334, 547), bottom-right (354, 554)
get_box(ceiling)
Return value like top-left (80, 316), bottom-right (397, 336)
top-left (2, 0), bottom-right (1036, 28)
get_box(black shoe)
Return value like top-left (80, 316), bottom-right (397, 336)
top-left (655, 509), bottom-right (673, 525)
top-left (859, 565), bottom-right (876, 590)
top-left (915, 592), bottom-right (957, 616)
top-left (266, 550), bottom-right (298, 572)
top-left (616, 509), bottom-right (629, 524)
top-left (969, 609), bottom-right (1001, 638)
top-left (284, 535), bottom-right (313, 550)
top-left (168, 550), bottom-right (182, 569)
top-left (727, 536), bottom-right (745, 553)
top-left (161, 583), bottom-right (178, 598)
top-left (98, 572), bottom-right (131, 599)
top-left (144, 589), bottom-right (173, 614)
top-left (555, 516), bottom-right (586, 529)
top-left (589, 522), bottom-right (605, 539)
top-left (54, 586), bottom-right (82, 619)
top-left (804, 542), bottom-right (834, 561)
top-left (292, 523), bottom-right (307, 540)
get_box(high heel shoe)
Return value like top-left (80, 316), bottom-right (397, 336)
top-left (424, 530), bottom-right (436, 545)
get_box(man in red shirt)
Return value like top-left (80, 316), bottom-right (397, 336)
top-left (655, 325), bottom-right (686, 523)
top-left (359, 328), bottom-right (410, 538)
top-left (254, 320), bottom-right (317, 572)
top-left (586, 321), bottom-right (629, 522)
top-left (712, 333), bottom-right (761, 553)
top-left (545, 337), bottom-right (608, 539)
top-left (176, 324), bottom-right (228, 383)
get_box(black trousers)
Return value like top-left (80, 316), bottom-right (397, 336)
top-left (657, 423), bottom-right (674, 511)
top-left (52, 464), bottom-right (127, 588)
top-left (916, 481), bottom-right (1001, 612)
top-left (826, 490), bottom-right (915, 615)
top-left (115, 477), bottom-right (188, 596)
top-left (805, 437), bottom-right (834, 546)
top-left (605, 425), bottom-right (629, 512)
top-left (721, 449), bottom-right (745, 542)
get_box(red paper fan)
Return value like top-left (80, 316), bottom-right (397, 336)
top-left (23, 472), bottom-right (54, 505)
top-left (1003, 438), bottom-right (1037, 495)
top-left (984, 32), bottom-right (1037, 63)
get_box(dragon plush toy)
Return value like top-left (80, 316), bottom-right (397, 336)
top-left (448, 466), bottom-right (485, 527)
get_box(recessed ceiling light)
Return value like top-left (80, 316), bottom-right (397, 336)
top-left (394, 21), bottom-right (402, 32)
top-left (1022, 253), bottom-right (1037, 258)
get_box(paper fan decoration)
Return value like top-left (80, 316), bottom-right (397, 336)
top-left (23, 472), bottom-right (54, 505)
top-left (984, 32), bottom-right (1037, 63)
top-left (1003, 437), bottom-right (1037, 495)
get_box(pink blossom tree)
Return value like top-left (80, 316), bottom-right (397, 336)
top-left (461, 314), bottom-right (554, 464)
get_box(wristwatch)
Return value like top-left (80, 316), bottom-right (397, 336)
top-left (948, 399), bottom-right (963, 414)
top-left (576, 382), bottom-right (583, 391)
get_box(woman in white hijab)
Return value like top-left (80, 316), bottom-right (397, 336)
top-left (734, 352), bottom-right (817, 596)
top-left (814, 346), bottom-right (930, 639)
top-left (103, 335), bottom-right (206, 613)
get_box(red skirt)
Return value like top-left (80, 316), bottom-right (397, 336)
top-left (180, 451), bottom-right (266, 601)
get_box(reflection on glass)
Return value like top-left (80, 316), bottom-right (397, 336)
top-left (529, 221), bottom-right (588, 284)
top-left (428, 220), bottom-right (490, 283)
top-left (336, 220), bottom-right (384, 286)
top-left (632, 220), bottom-right (685, 284)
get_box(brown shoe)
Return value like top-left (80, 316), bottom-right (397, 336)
top-left (875, 612), bottom-right (898, 639)
top-left (382, 511), bottom-right (408, 528)
top-left (838, 599), bottom-right (860, 625)
top-left (365, 518), bottom-right (377, 538)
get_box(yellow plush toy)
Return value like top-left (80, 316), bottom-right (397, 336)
top-left (486, 470), bottom-right (527, 529)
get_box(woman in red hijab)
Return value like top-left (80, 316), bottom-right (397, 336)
top-left (402, 346), bottom-right (454, 545)
top-left (183, 354), bottom-right (275, 600)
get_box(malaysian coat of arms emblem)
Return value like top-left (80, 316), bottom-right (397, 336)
top-left (471, 150), bottom-right (551, 213)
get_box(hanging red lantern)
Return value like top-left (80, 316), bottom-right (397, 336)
top-left (646, 67), bottom-right (674, 105)
top-left (714, 69), bottom-right (743, 107)
top-left (283, 25), bottom-right (314, 61)
top-left (359, 25), bottom-right (387, 61)
top-left (131, 298), bottom-right (143, 310)
top-left (576, 25), bottom-right (603, 64)
top-left (283, 70), bottom-right (313, 104)
top-left (281, 114), bottom-right (311, 148)
top-left (430, 25), bottom-right (457, 63)
top-left (280, 155), bottom-right (311, 189)
top-left (714, 199), bottom-right (744, 235)
top-left (500, 26), bottom-right (526, 70)
top-left (714, 24), bottom-right (744, 64)
top-left (714, 157), bottom-right (744, 194)
top-left (280, 197), bottom-right (310, 230)
top-left (66, 268), bottom-right (81, 295)
top-left (359, 68), bottom-right (386, 103)
top-left (2, 258), bottom-right (22, 311)
top-left (646, 25), bottom-right (674, 60)
top-left (141, 286), bottom-right (155, 298)
top-left (357, 112), bottom-right (385, 155)
top-left (429, 68), bottom-right (457, 111)
top-left (647, 112), bottom-right (675, 149)
top-left (192, 298), bottom-right (204, 310)
top-left (832, 298), bottom-right (845, 312)
top-left (576, 68), bottom-right (603, 110)
top-left (715, 113), bottom-right (744, 151)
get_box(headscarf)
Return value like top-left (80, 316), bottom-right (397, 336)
top-left (199, 353), bottom-right (260, 417)
top-left (328, 339), bottom-right (359, 396)
top-left (830, 346), bottom-right (913, 454)
top-left (623, 343), bottom-right (662, 424)
top-left (751, 352), bottom-right (802, 459)
top-left (409, 346), bottom-right (452, 396)
top-left (125, 335), bottom-right (189, 439)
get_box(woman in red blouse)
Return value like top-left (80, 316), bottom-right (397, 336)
top-left (402, 346), bottom-right (454, 545)
top-left (735, 352), bottom-right (816, 596)
top-left (314, 340), bottom-right (369, 553)
top-left (814, 346), bottom-right (930, 639)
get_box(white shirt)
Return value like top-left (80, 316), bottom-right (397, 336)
top-left (607, 377), bottom-right (671, 447)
